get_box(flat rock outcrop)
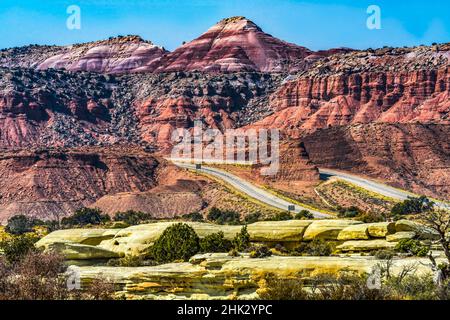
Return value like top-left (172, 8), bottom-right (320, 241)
top-left (302, 220), bottom-right (362, 241)
top-left (47, 242), bottom-right (122, 260)
top-left (74, 254), bottom-right (441, 299)
top-left (37, 219), bottom-right (426, 259)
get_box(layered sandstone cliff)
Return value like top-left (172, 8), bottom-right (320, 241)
top-left (0, 147), bottom-right (161, 222)
top-left (250, 44), bottom-right (450, 132)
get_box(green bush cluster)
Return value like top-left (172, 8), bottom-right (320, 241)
top-left (337, 206), bottom-right (363, 218)
top-left (182, 211), bottom-right (204, 222)
top-left (149, 223), bottom-right (200, 263)
top-left (294, 210), bottom-right (314, 220)
top-left (395, 239), bottom-right (430, 257)
top-left (391, 196), bottom-right (434, 216)
top-left (244, 212), bottom-right (262, 224)
top-left (293, 239), bottom-right (333, 256)
top-left (372, 249), bottom-right (396, 260)
top-left (199, 231), bottom-right (233, 253)
top-left (207, 207), bottom-right (241, 225)
top-left (0, 235), bottom-right (39, 263)
top-left (249, 245), bottom-right (272, 259)
top-left (148, 223), bottom-right (252, 264)
top-left (61, 207), bottom-right (110, 227)
top-left (268, 211), bottom-right (293, 221)
top-left (5, 215), bottom-right (44, 235)
top-left (113, 210), bottom-right (152, 225)
top-left (232, 225), bottom-right (251, 251)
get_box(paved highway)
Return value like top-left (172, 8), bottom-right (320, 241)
top-left (319, 168), bottom-right (450, 210)
top-left (173, 161), bottom-right (332, 218)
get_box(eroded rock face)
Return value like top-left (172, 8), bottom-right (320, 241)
top-left (251, 44), bottom-right (450, 132)
top-left (302, 124), bottom-right (450, 200)
top-left (74, 254), bottom-right (440, 299)
top-left (0, 147), bottom-right (165, 222)
top-left (35, 228), bottom-right (119, 248)
top-left (302, 220), bottom-right (362, 241)
top-left (46, 242), bottom-right (122, 260)
top-left (336, 240), bottom-right (397, 252)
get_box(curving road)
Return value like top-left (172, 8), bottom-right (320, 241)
top-left (170, 159), bottom-right (450, 217)
top-left (172, 161), bottom-right (332, 218)
top-left (319, 168), bottom-right (450, 211)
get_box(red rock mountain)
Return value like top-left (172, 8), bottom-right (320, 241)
top-left (0, 17), bottom-right (316, 73)
top-left (0, 18), bottom-right (449, 219)
top-left (154, 16), bottom-right (313, 72)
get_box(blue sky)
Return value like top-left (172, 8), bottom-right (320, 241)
top-left (0, 0), bottom-right (449, 51)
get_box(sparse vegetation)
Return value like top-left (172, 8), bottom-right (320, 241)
top-left (107, 255), bottom-right (149, 267)
top-left (269, 211), bottom-right (293, 221)
top-left (113, 210), bottom-right (152, 225)
top-left (259, 270), bottom-right (449, 300)
top-left (249, 245), bottom-right (272, 258)
top-left (0, 250), bottom-right (115, 300)
top-left (61, 207), bottom-right (110, 227)
top-left (244, 212), bottom-right (262, 224)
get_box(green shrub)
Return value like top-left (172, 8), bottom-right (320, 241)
top-left (149, 223), bottom-right (200, 263)
top-left (5, 215), bottom-right (44, 235)
top-left (249, 245), bottom-right (272, 258)
top-left (373, 249), bottom-right (396, 260)
top-left (244, 212), bottom-right (262, 224)
top-left (207, 207), bottom-right (241, 225)
top-left (391, 196), bottom-right (434, 216)
top-left (199, 232), bottom-right (233, 253)
top-left (182, 211), bottom-right (204, 222)
top-left (337, 206), bottom-right (362, 218)
top-left (0, 235), bottom-right (39, 263)
top-left (107, 255), bottom-right (145, 267)
top-left (232, 225), bottom-right (251, 251)
top-left (294, 210), bottom-right (314, 220)
top-left (268, 211), bottom-right (293, 221)
top-left (356, 212), bottom-right (385, 223)
top-left (293, 239), bottom-right (333, 256)
top-left (395, 239), bottom-right (429, 257)
top-left (62, 207), bottom-right (110, 227)
top-left (113, 210), bottom-right (152, 225)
